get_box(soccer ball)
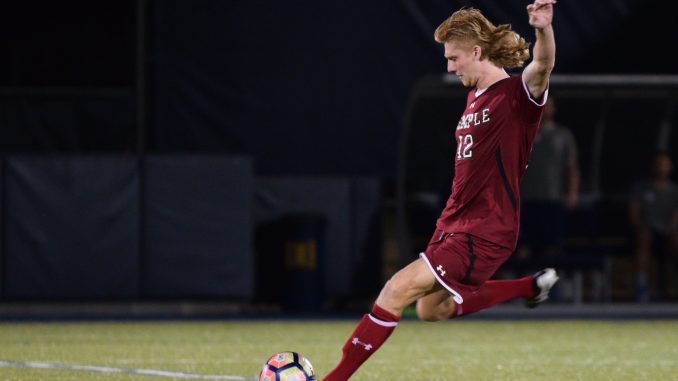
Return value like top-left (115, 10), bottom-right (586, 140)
top-left (259, 351), bottom-right (316, 381)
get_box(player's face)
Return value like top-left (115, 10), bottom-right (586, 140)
top-left (444, 40), bottom-right (480, 87)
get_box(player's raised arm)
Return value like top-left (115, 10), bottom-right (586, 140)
top-left (522, 0), bottom-right (556, 99)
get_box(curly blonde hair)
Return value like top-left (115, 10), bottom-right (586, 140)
top-left (434, 8), bottom-right (530, 69)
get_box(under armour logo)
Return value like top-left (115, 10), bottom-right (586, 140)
top-left (352, 338), bottom-right (373, 351)
top-left (470, 102), bottom-right (475, 109)
top-left (436, 265), bottom-right (446, 276)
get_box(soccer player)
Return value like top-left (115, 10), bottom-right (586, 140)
top-left (323, 1), bottom-right (559, 380)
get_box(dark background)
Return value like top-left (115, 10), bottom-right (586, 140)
top-left (1, 0), bottom-right (676, 304)
top-left (2, 0), bottom-right (675, 171)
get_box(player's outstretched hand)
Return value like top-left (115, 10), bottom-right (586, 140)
top-left (527, 0), bottom-right (556, 29)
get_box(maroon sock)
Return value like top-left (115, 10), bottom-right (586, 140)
top-left (455, 276), bottom-right (533, 317)
top-left (324, 304), bottom-right (400, 381)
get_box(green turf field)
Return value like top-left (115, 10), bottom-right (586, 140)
top-left (1, 319), bottom-right (677, 380)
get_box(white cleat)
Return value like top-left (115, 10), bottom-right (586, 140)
top-left (526, 268), bottom-right (559, 308)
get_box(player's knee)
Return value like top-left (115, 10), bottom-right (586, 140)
top-left (415, 301), bottom-right (440, 322)
top-left (415, 300), bottom-right (455, 322)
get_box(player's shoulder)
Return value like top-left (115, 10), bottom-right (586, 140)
top-left (491, 75), bottom-right (526, 95)
top-left (475, 76), bottom-right (520, 99)
top-left (508, 75), bottom-right (523, 84)
top-left (492, 75), bottom-right (520, 89)
top-left (501, 75), bottom-right (523, 87)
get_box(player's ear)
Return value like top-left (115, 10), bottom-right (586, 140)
top-left (472, 45), bottom-right (482, 60)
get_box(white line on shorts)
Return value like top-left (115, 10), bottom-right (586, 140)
top-left (0, 359), bottom-right (258, 380)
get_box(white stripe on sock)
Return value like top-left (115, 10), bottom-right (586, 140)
top-left (367, 313), bottom-right (398, 327)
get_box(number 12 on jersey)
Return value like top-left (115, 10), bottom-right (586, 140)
top-left (457, 134), bottom-right (473, 160)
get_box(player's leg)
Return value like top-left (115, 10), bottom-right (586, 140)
top-left (416, 278), bottom-right (535, 320)
top-left (415, 288), bottom-right (456, 321)
top-left (374, 257), bottom-right (440, 314)
top-left (324, 257), bottom-right (437, 381)
top-left (416, 268), bottom-right (559, 321)
top-left (417, 233), bottom-right (559, 321)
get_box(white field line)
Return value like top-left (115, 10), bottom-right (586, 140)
top-left (0, 359), bottom-right (258, 380)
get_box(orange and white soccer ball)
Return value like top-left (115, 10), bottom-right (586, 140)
top-left (259, 351), bottom-right (316, 381)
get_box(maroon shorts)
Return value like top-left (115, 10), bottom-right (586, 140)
top-left (420, 229), bottom-right (512, 304)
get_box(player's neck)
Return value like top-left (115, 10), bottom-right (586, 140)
top-left (475, 67), bottom-right (509, 91)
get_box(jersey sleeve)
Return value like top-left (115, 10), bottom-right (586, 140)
top-left (515, 75), bottom-right (549, 124)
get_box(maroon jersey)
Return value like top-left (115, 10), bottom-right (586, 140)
top-left (436, 75), bottom-right (547, 250)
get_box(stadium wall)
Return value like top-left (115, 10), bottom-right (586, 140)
top-left (0, 155), bottom-right (381, 302)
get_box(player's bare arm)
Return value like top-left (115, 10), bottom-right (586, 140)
top-left (523, 0), bottom-right (556, 99)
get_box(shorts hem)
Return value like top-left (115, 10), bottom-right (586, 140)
top-left (419, 252), bottom-right (464, 304)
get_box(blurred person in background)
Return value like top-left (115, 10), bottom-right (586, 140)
top-left (629, 152), bottom-right (678, 302)
top-left (517, 96), bottom-right (580, 260)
